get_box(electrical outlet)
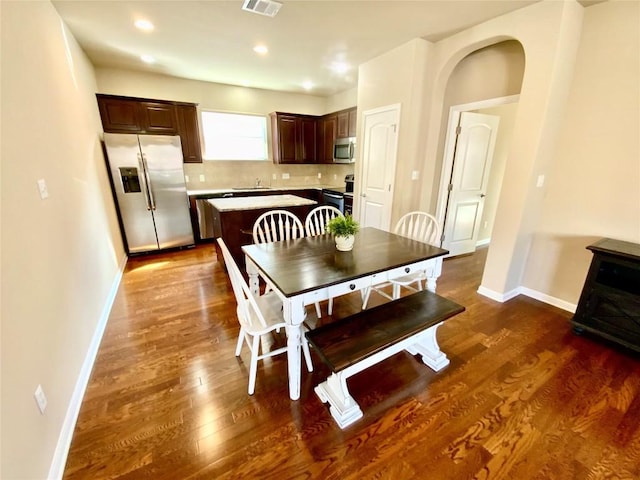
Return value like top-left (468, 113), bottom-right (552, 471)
top-left (536, 175), bottom-right (545, 188)
top-left (411, 170), bottom-right (419, 180)
top-left (37, 179), bottom-right (49, 199)
top-left (317, 172), bottom-right (322, 179)
top-left (272, 173), bottom-right (277, 180)
top-left (184, 175), bottom-right (189, 183)
top-left (199, 174), bottom-right (205, 182)
top-left (333, 174), bottom-right (337, 180)
top-left (282, 173), bottom-right (290, 179)
top-left (34, 385), bottom-right (47, 414)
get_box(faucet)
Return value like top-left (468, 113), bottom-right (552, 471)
top-left (255, 177), bottom-right (261, 187)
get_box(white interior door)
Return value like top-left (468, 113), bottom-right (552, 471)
top-left (358, 104), bottom-right (400, 231)
top-left (442, 112), bottom-right (500, 256)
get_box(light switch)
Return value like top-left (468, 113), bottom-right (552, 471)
top-left (411, 170), bottom-right (419, 180)
top-left (185, 175), bottom-right (190, 182)
top-left (37, 179), bottom-right (49, 199)
top-left (536, 175), bottom-right (545, 188)
top-left (199, 174), bottom-right (205, 182)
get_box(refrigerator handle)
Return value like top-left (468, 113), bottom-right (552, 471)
top-left (140, 153), bottom-right (157, 210)
top-left (137, 153), bottom-right (153, 211)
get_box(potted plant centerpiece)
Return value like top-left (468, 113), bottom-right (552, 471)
top-left (326, 214), bottom-right (360, 251)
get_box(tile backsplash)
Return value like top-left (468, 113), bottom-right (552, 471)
top-left (184, 161), bottom-right (355, 189)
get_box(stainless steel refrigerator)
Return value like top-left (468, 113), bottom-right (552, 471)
top-left (103, 133), bottom-right (194, 254)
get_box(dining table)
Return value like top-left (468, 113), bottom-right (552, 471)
top-left (242, 226), bottom-right (449, 400)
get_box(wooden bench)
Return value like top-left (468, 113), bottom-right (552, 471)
top-left (305, 289), bottom-right (464, 428)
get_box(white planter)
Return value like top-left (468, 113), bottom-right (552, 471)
top-left (335, 235), bottom-right (355, 252)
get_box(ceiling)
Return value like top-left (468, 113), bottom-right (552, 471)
top-left (52, 0), bottom-right (545, 97)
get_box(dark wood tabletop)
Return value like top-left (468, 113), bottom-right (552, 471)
top-left (242, 227), bottom-right (449, 297)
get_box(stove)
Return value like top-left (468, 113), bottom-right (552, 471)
top-left (322, 175), bottom-right (354, 214)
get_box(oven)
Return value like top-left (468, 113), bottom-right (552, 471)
top-left (322, 174), bottom-right (354, 214)
top-left (322, 190), bottom-right (344, 213)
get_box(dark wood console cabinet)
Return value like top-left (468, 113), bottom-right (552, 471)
top-left (97, 94), bottom-right (202, 163)
top-left (572, 238), bottom-right (640, 352)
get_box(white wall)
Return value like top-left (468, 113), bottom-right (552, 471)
top-left (522, 0), bottom-right (640, 304)
top-left (1, 2), bottom-right (124, 478)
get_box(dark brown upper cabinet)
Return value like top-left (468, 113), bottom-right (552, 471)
top-left (336, 107), bottom-right (357, 139)
top-left (317, 115), bottom-right (337, 164)
top-left (270, 112), bottom-right (317, 164)
top-left (96, 94), bottom-right (202, 163)
top-left (175, 104), bottom-right (203, 163)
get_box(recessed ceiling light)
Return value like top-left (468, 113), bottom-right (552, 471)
top-left (331, 62), bottom-right (349, 74)
top-left (253, 45), bottom-right (268, 55)
top-left (140, 54), bottom-right (156, 64)
top-left (134, 19), bottom-right (154, 31)
top-left (302, 81), bottom-right (314, 91)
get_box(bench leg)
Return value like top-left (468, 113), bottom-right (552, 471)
top-left (314, 372), bottom-right (363, 429)
top-left (406, 322), bottom-right (450, 372)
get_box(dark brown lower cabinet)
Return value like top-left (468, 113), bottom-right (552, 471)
top-left (572, 238), bottom-right (640, 352)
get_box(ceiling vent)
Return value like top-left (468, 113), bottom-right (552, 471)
top-left (242, 0), bottom-right (282, 17)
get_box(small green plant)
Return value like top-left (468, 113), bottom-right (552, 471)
top-left (326, 214), bottom-right (360, 237)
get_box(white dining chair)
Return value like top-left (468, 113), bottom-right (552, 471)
top-left (304, 205), bottom-right (343, 236)
top-left (217, 238), bottom-right (313, 395)
top-left (252, 210), bottom-right (304, 244)
top-left (304, 205), bottom-right (344, 317)
top-left (251, 209), bottom-right (325, 318)
top-left (362, 211), bottom-right (442, 309)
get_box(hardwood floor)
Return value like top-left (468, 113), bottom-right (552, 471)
top-left (63, 244), bottom-right (640, 479)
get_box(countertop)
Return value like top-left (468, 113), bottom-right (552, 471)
top-left (207, 194), bottom-right (318, 212)
top-left (188, 184), bottom-right (343, 197)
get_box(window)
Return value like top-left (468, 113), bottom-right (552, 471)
top-left (200, 110), bottom-right (268, 161)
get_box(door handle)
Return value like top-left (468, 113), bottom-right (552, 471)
top-left (141, 153), bottom-right (156, 210)
top-left (480, 193), bottom-right (486, 198)
top-left (137, 153), bottom-right (152, 211)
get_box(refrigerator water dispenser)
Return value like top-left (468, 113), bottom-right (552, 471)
top-left (119, 167), bottom-right (142, 193)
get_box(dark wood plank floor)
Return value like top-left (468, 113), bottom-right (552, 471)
top-left (63, 244), bottom-right (640, 479)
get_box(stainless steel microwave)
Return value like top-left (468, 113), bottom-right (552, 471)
top-left (333, 137), bottom-right (356, 163)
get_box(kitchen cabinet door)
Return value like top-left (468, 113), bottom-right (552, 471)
top-left (97, 96), bottom-right (143, 133)
top-left (336, 107), bottom-right (357, 138)
top-left (298, 116), bottom-right (317, 163)
top-left (318, 115), bottom-right (336, 163)
top-left (337, 111), bottom-right (349, 138)
top-left (348, 108), bottom-right (357, 137)
top-left (271, 113), bottom-right (317, 164)
top-left (139, 102), bottom-right (178, 134)
top-left (175, 104), bottom-right (202, 163)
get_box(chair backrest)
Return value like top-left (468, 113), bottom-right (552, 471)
top-left (304, 205), bottom-right (343, 236)
top-left (252, 210), bottom-right (304, 244)
top-left (394, 211), bottom-right (441, 245)
top-left (217, 238), bottom-right (269, 330)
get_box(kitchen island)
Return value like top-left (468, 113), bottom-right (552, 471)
top-left (209, 194), bottom-right (317, 268)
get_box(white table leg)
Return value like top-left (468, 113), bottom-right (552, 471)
top-left (283, 296), bottom-right (307, 400)
top-left (245, 257), bottom-right (260, 296)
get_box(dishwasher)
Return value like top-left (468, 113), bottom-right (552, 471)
top-left (195, 193), bottom-right (233, 240)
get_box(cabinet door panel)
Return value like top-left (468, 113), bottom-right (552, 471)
top-left (348, 108), bottom-right (357, 137)
top-left (176, 104), bottom-right (202, 163)
top-left (98, 98), bottom-right (142, 133)
top-left (337, 111), bottom-right (349, 138)
top-left (140, 102), bottom-right (177, 134)
top-left (318, 115), bottom-right (336, 164)
top-left (299, 117), bottom-right (317, 163)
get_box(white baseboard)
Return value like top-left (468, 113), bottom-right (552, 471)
top-left (477, 284), bottom-right (576, 313)
top-left (48, 253), bottom-right (127, 480)
top-left (477, 285), bottom-right (520, 302)
top-left (476, 238), bottom-right (490, 247)
top-left (518, 286), bottom-right (577, 313)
